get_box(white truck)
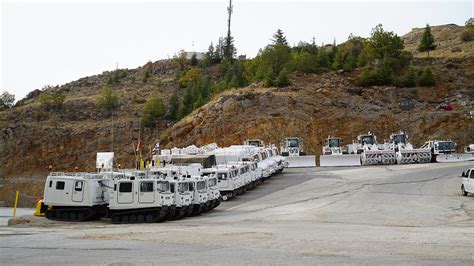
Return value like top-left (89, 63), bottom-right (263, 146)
top-left (461, 168), bottom-right (474, 196)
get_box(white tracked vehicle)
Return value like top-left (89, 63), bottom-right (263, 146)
top-left (350, 132), bottom-right (396, 166)
top-left (43, 172), bottom-right (110, 222)
top-left (421, 140), bottom-right (474, 162)
top-left (388, 131), bottom-right (431, 164)
top-left (280, 137), bottom-right (316, 167)
top-left (320, 136), bottom-right (361, 167)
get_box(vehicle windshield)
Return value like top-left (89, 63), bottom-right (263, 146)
top-left (438, 141), bottom-right (455, 151)
top-left (328, 138), bottom-right (341, 148)
top-left (392, 134), bottom-right (406, 144)
top-left (177, 182), bottom-right (188, 193)
top-left (248, 141), bottom-right (260, 146)
top-left (361, 135), bottom-right (374, 145)
top-left (197, 181), bottom-right (206, 191)
top-left (208, 178), bottom-right (217, 187)
top-left (287, 139), bottom-right (299, 148)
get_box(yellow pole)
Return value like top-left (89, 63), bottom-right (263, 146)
top-left (13, 190), bottom-right (19, 219)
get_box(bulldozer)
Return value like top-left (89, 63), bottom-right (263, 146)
top-left (420, 140), bottom-right (474, 162)
top-left (350, 132), bottom-right (396, 166)
top-left (280, 137), bottom-right (316, 167)
top-left (319, 136), bottom-right (361, 167)
top-left (389, 131), bottom-right (431, 164)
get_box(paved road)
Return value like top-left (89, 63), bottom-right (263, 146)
top-left (1, 162), bottom-right (473, 264)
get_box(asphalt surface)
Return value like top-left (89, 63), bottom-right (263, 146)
top-left (1, 162), bottom-right (473, 264)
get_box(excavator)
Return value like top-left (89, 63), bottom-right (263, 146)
top-left (319, 136), bottom-right (361, 166)
top-left (280, 137), bottom-right (316, 167)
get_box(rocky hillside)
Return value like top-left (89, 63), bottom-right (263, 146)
top-left (1, 23), bottom-right (473, 206)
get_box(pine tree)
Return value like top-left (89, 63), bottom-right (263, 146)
top-left (168, 90), bottom-right (179, 121)
top-left (418, 24), bottom-right (436, 57)
top-left (272, 29), bottom-right (289, 47)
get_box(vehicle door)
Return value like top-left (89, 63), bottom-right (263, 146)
top-left (139, 181), bottom-right (155, 203)
top-left (118, 181), bottom-right (133, 204)
top-left (468, 170), bottom-right (474, 192)
top-left (72, 180), bottom-right (84, 202)
top-left (217, 172), bottom-right (229, 190)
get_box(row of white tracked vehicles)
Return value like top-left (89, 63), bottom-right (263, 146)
top-left (43, 156), bottom-right (221, 223)
top-left (212, 145), bottom-right (287, 200)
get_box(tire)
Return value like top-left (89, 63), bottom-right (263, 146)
top-left (462, 185), bottom-right (468, 196)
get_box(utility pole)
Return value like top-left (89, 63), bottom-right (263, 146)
top-left (225, 0), bottom-right (233, 61)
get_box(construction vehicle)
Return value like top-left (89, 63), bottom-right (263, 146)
top-left (350, 132), bottom-right (396, 166)
top-left (420, 140), bottom-right (474, 162)
top-left (184, 164), bottom-right (210, 216)
top-left (464, 144), bottom-right (474, 154)
top-left (320, 136), bottom-right (361, 167)
top-left (108, 171), bottom-right (169, 223)
top-left (461, 168), bottom-right (474, 196)
top-left (280, 137), bottom-right (316, 167)
top-left (389, 131), bottom-right (431, 164)
top-left (244, 139), bottom-right (264, 147)
top-left (43, 172), bottom-right (110, 222)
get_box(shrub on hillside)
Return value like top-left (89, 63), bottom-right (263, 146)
top-left (107, 69), bottom-right (127, 85)
top-left (97, 87), bottom-right (120, 112)
top-left (396, 67), bottom-right (416, 87)
top-left (39, 91), bottom-right (65, 111)
top-left (417, 67), bottom-right (435, 87)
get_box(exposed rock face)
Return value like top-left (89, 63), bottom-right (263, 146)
top-left (161, 60), bottom-right (474, 156)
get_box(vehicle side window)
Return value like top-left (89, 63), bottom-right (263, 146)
top-left (170, 183), bottom-right (175, 193)
top-left (56, 181), bottom-right (65, 190)
top-left (119, 182), bottom-right (132, 193)
top-left (189, 182), bottom-right (194, 191)
top-left (140, 181), bottom-right (154, 192)
top-left (49, 180), bottom-right (53, 187)
top-left (470, 170), bottom-right (474, 179)
top-left (74, 181), bottom-right (83, 192)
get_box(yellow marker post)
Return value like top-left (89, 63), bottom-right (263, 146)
top-left (13, 190), bottom-right (19, 219)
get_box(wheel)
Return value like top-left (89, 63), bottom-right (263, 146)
top-left (130, 215), bottom-right (137, 223)
top-left (462, 185), bottom-right (468, 196)
top-left (137, 215), bottom-right (144, 223)
top-left (62, 212), bottom-right (70, 220)
top-left (121, 215), bottom-right (129, 223)
top-left (77, 212), bottom-right (85, 221)
top-left (111, 215), bottom-right (120, 224)
top-left (145, 214), bottom-right (154, 223)
top-left (70, 212), bottom-right (77, 221)
top-left (222, 194), bottom-right (228, 201)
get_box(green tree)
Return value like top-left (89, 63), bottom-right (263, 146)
top-left (141, 97), bottom-right (165, 128)
top-left (168, 90), bottom-right (179, 121)
top-left (142, 67), bottom-right (151, 83)
top-left (461, 18), bottom-right (474, 42)
top-left (190, 53), bottom-right (198, 66)
top-left (272, 29), bottom-right (289, 47)
top-left (418, 24), bottom-right (437, 57)
top-left (0, 91), bottom-right (15, 111)
top-left (365, 24), bottom-right (404, 61)
top-left (397, 66), bottom-right (416, 87)
top-left (316, 47), bottom-right (330, 69)
top-left (417, 67), bottom-right (435, 86)
top-left (275, 67), bottom-right (291, 87)
top-left (97, 87), bottom-right (120, 112)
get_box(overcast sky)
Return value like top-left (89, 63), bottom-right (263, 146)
top-left (1, 0), bottom-right (472, 101)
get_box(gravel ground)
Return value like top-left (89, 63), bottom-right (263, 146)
top-left (1, 162), bottom-right (473, 265)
